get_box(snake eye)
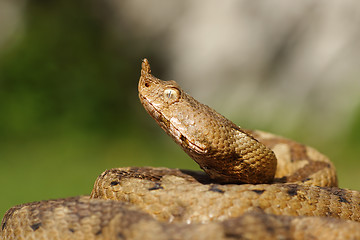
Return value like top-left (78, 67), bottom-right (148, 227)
top-left (164, 87), bottom-right (180, 103)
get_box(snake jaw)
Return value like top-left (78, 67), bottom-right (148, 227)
top-left (139, 93), bottom-right (207, 154)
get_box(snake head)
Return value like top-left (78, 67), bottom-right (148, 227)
top-left (138, 59), bottom-right (207, 154)
top-left (138, 59), bottom-right (277, 184)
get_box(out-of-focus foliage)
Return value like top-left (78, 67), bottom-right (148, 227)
top-left (0, 0), bottom-right (183, 218)
top-left (0, 0), bottom-right (139, 139)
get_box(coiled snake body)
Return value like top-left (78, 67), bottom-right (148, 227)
top-left (2, 59), bottom-right (360, 240)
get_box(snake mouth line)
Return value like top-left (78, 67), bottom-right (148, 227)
top-left (139, 94), bottom-right (206, 154)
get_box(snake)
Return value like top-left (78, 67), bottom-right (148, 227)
top-left (1, 59), bottom-right (360, 240)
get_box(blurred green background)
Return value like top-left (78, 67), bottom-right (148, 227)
top-left (1, 0), bottom-right (360, 219)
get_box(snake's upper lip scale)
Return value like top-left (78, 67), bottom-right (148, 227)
top-left (139, 93), bottom-right (205, 153)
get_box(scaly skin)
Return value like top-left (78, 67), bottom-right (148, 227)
top-left (90, 167), bottom-right (360, 223)
top-left (3, 195), bottom-right (360, 240)
top-left (2, 167), bottom-right (360, 240)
